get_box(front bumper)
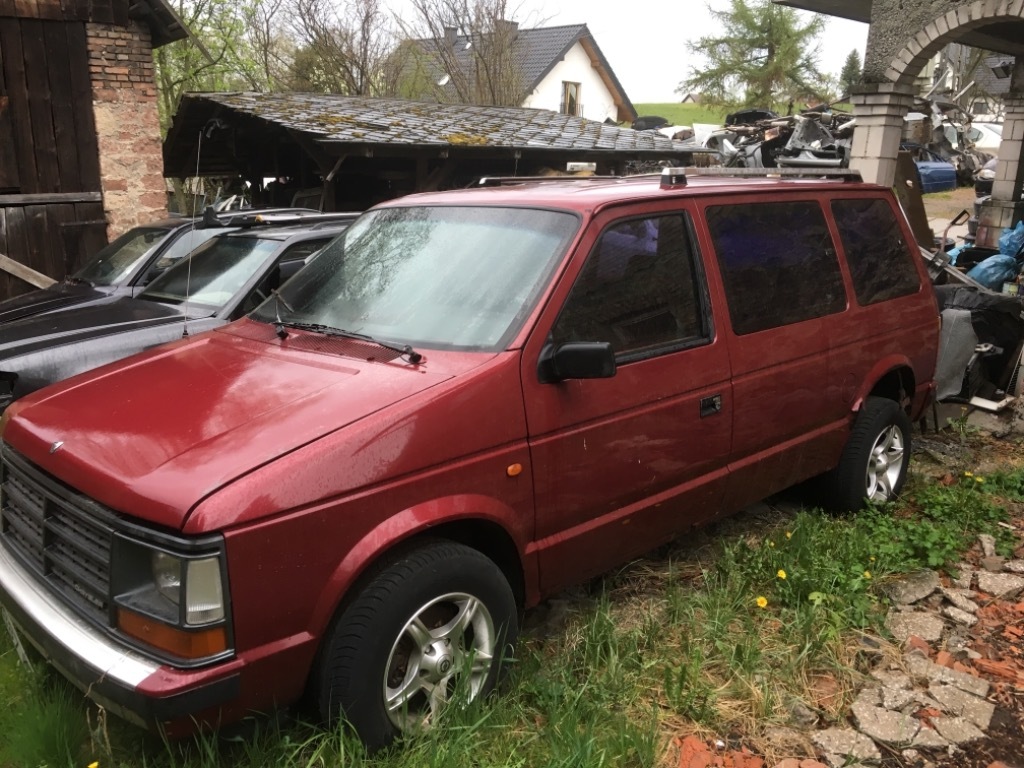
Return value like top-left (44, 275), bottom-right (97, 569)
top-left (0, 543), bottom-right (239, 728)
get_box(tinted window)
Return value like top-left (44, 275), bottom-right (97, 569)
top-left (707, 201), bottom-right (845, 335)
top-left (831, 198), bottom-right (921, 305)
top-left (551, 214), bottom-right (707, 359)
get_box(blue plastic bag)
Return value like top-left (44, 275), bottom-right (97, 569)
top-left (966, 254), bottom-right (1021, 289)
top-left (946, 244), bottom-right (967, 266)
top-left (999, 221), bottom-right (1024, 256)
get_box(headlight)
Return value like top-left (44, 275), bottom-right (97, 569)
top-left (111, 533), bottom-right (231, 664)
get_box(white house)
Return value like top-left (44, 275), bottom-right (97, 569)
top-left (408, 23), bottom-right (637, 124)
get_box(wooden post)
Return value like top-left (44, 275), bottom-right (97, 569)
top-left (0, 252), bottom-right (57, 289)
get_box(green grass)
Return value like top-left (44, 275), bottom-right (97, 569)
top-left (0, 457), bottom-right (1020, 766)
top-left (632, 103), bottom-right (728, 127)
top-left (631, 102), bottom-right (854, 128)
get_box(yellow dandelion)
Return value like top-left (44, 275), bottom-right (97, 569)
top-left (88, 763), bottom-right (99, 768)
top-left (975, 477), bottom-right (985, 483)
top-left (785, 531), bottom-right (792, 539)
top-left (870, 556), bottom-right (876, 562)
top-left (964, 471), bottom-right (974, 477)
top-left (768, 541), bottom-right (775, 548)
top-left (864, 571), bottom-right (872, 579)
top-left (777, 569), bottom-right (787, 580)
top-left (756, 596), bottom-right (768, 609)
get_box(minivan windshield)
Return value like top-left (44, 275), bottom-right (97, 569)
top-left (73, 226), bottom-right (169, 286)
top-left (139, 234), bottom-right (278, 309)
top-left (252, 206), bottom-right (579, 351)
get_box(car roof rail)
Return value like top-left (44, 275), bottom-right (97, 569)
top-left (678, 167), bottom-right (864, 182)
top-left (200, 208), bottom-right (358, 229)
top-left (476, 175), bottom-right (621, 187)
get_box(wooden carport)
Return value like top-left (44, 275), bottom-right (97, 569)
top-left (163, 92), bottom-right (693, 211)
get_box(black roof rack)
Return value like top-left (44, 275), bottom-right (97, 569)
top-left (198, 208), bottom-right (361, 229)
top-left (680, 167), bottom-right (863, 181)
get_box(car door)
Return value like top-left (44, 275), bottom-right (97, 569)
top-left (697, 196), bottom-right (849, 509)
top-left (521, 204), bottom-right (733, 594)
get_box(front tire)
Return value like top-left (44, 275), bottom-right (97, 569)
top-left (315, 540), bottom-right (518, 749)
top-left (826, 396), bottom-right (911, 512)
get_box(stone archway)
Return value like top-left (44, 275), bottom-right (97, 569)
top-left (850, 1), bottom-right (1024, 204)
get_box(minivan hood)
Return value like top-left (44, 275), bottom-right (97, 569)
top-left (0, 283), bottom-right (112, 324)
top-left (0, 298), bottom-right (193, 357)
top-left (3, 325), bottom-right (456, 529)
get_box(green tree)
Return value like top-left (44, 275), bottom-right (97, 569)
top-left (840, 48), bottom-right (862, 97)
top-left (679, 0), bottom-right (828, 110)
top-left (154, 0), bottom-right (287, 132)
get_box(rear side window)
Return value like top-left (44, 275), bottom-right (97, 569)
top-left (551, 213), bottom-right (708, 360)
top-left (707, 201), bottom-right (845, 335)
top-left (831, 198), bottom-right (921, 305)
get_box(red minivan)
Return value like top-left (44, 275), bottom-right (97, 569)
top-left (0, 170), bottom-right (938, 747)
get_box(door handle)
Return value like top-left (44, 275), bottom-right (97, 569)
top-left (700, 394), bottom-right (722, 418)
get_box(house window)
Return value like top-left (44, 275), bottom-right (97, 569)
top-left (562, 82), bottom-right (581, 116)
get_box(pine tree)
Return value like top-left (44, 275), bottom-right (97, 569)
top-left (839, 49), bottom-right (862, 98)
top-left (678, 0), bottom-right (828, 110)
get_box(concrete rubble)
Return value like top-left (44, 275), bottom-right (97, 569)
top-left (804, 548), bottom-right (1019, 768)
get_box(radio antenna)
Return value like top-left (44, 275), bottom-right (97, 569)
top-left (182, 128), bottom-right (204, 338)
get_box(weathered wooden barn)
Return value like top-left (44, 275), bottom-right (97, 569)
top-left (0, 0), bottom-right (185, 300)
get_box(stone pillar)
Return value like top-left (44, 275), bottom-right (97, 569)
top-left (849, 82), bottom-right (918, 188)
top-left (86, 22), bottom-right (168, 238)
top-left (991, 95), bottom-right (1024, 201)
top-left (977, 62), bottom-right (1024, 250)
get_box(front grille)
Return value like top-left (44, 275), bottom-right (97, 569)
top-left (0, 443), bottom-right (117, 625)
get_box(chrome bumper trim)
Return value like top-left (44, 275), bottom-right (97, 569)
top-left (0, 544), bottom-right (158, 687)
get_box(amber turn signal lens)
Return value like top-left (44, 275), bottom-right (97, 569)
top-left (118, 609), bottom-right (228, 659)
top-left (506, 463), bottom-right (523, 477)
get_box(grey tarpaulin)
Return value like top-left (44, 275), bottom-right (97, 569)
top-left (936, 308), bottom-right (981, 400)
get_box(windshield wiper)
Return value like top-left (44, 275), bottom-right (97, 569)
top-left (64, 275), bottom-right (93, 287)
top-left (277, 320), bottom-right (423, 364)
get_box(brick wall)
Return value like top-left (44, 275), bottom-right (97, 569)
top-left (86, 22), bottom-right (167, 236)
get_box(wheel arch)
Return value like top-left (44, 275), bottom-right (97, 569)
top-left (853, 358), bottom-right (917, 415)
top-left (300, 502), bottom-right (527, 713)
top-left (309, 499), bottom-right (528, 644)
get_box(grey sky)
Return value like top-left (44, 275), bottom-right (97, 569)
top-left (540, 1), bottom-right (868, 103)
top-left (512, 1), bottom-right (870, 103)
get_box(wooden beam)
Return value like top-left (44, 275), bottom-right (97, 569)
top-left (0, 252), bottom-right (56, 288)
top-left (0, 192), bottom-right (102, 205)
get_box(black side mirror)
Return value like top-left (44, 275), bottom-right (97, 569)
top-left (951, 209), bottom-right (970, 227)
top-left (538, 342), bottom-right (616, 383)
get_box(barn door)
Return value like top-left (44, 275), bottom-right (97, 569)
top-left (0, 18), bottom-right (107, 300)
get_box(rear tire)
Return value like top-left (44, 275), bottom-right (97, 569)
top-left (315, 540), bottom-right (518, 750)
top-left (825, 396), bottom-right (911, 512)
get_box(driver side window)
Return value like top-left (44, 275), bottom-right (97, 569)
top-left (550, 213), bottom-right (709, 361)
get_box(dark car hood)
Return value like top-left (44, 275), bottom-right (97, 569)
top-left (0, 283), bottom-right (113, 324)
top-left (3, 327), bottom-right (455, 529)
top-left (0, 297), bottom-right (203, 357)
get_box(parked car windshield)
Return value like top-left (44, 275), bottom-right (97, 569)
top-left (72, 226), bottom-right (169, 286)
top-left (139, 235), bottom-right (279, 309)
top-left (253, 206), bottom-right (579, 351)
top-left (150, 227), bottom-right (225, 271)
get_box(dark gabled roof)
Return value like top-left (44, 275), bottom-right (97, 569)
top-left (166, 91), bottom-right (681, 172)
top-left (1, 0), bottom-right (187, 45)
top-left (414, 23), bottom-right (636, 121)
top-left (130, 0), bottom-right (189, 47)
